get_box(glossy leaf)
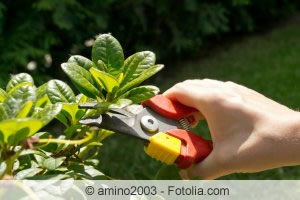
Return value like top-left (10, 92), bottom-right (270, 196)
top-left (75, 94), bottom-right (88, 103)
top-left (92, 34), bottom-right (124, 75)
top-left (36, 82), bottom-right (48, 98)
top-left (16, 101), bottom-right (33, 118)
top-left (43, 157), bottom-right (66, 170)
top-left (120, 86), bottom-right (159, 103)
top-left (125, 104), bottom-right (144, 115)
top-left (61, 62), bottom-right (99, 98)
top-left (0, 88), bottom-right (8, 102)
top-left (64, 124), bottom-right (83, 138)
top-left (32, 104), bottom-right (62, 126)
top-left (68, 163), bottom-right (104, 179)
top-left (20, 149), bottom-right (47, 157)
top-left (0, 118), bottom-right (43, 144)
top-left (121, 51), bottom-right (155, 86)
top-left (47, 80), bottom-right (76, 103)
top-left (34, 154), bottom-right (46, 166)
top-left (36, 82), bottom-right (51, 108)
top-left (0, 104), bottom-right (8, 121)
top-left (97, 59), bottom-right (108, 72)
top-left (36, 95), bottom-right (51, 108)
top-left (68, 55), bottom-right (93, 70)
top-left (109, 99), bottom-right (132, 109)
top-left (6, 73), bottom-right (34, 92)
top-left (7, 82), bottom-right (33, 95)
top-left (90, 67), bottom-right (119, 93)
top-left (3, 85), bottom-right (36, 118)
top-left (119, 64), bottom-right (164, 95)
top-left (62, 103), bottom-right (78, 121)
top-left (61, 103), bottom-right (85, 124)
top-left (56, 112), bottom-right (69, 127)
top-left (15, 167), bottom-right (43, 180)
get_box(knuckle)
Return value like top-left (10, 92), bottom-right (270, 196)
top-left (182, 79), bottom-right (198, 85)
top-left (206, 90), bottom-right (245, 110)
top-left (202, 78), bottom-right (212, 82)
top-left (206, 91), bottom-right (225, 104)
top-left (173, 82), bottom-right (185, 90)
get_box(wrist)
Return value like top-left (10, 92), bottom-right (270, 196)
top-left (286, 111), bottom-right (300, 138)
top-left (278, 111), bottom-right (300, 166)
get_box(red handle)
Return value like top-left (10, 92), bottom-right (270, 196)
top-left (166, 129), bottom-right (213, 169)
top-left (143, 95), bottom-right (212, 169)
top-left (142, 95), bottom-right (197, 120)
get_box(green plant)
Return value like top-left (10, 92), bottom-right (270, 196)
top-left (0, 73), bottom-right (62, 179)
top-left (0, 34), bottom-right (163, 180)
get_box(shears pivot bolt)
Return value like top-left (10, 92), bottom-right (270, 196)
top-left (140, 115), bottom-right (159, 133)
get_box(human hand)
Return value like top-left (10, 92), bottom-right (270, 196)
top-left (164, 79), bottom-right (300, 179)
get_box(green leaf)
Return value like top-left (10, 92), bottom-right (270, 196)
top-left (56, 112), bottom-right (69, 127)
top-left (43, 157), bottom-right (66, 171)
top-left (61, 103), bottom-right (81, 124)
top-left (6, 73), bottom-right (34, 92)
top-left (120, 86), bottom-right (159, 103)
top-left (92, 34), bottom-right (124, 75)
top-left (36, 82), bottom-right (48, 99)
top-left (121, 51), bottom-right (155, 86)
top-left (32, 104), bottom-right (62, 126)
top-left (68, 55), bottom-right (93, 70)
top-left (61, 62), bottom-right (99, 98)
top-left (3, 85), bottom-right (36, 118)
top-left (68, 163), bottom-right (105, 179)
top-left (109, 99), bottom-right (132, 109)
top-left (16, 101), bottom-right (33, 118)
top-left (0, 88), bottom-right (8, 102)
top-left (64, 124), bottom-right (83, 138)
top-left (0, 162), bottom-right (6, 175)
top-left (15, 167), bottom-right (43, 180)
top-left (7, 82), bottom-right (33, 95)
top-left (84, 165), bottom-right (105, 178)
top-left (75, 94), bottom-right (88, 103)
top-left (36, 82), bottom-right (51, 108)
top-left (89, 67), bottom-right (119, 93)
top-left (36, 95), bottom-right (51, 108)
top-left (119, 64), bottom-right (164, 95)
top-left (34, 154), bottom-right (46, 166)
top-left (20, 149), bottom-right (46, 157)
top-left (0, 104), bottom-right (8, 121)
top-left (0, 118), bottom-right (43, 144)
top-left (47, 80), bottom-right (76, 103)
top-left (97, 59), bottom-right (108, 72)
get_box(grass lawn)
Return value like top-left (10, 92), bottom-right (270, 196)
top-left (98, 14), bottom-right (300, 179)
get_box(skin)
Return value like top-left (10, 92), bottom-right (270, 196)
top-left (164, 79), bottom-right (300, 180)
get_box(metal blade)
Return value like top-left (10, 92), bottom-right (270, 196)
top-left (80, 107), bottom-right (179, 142)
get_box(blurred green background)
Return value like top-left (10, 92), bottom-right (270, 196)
top-left (1, 0), bottom-right (300, 179)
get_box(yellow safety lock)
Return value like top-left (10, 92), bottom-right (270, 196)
top-left (144, 132), bottom-right (182, 165)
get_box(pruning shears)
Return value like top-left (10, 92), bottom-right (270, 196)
top-left (79, 95), bottom-right (212, 169)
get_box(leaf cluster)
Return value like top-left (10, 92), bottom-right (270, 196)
top-left (0, 34), bottom-right (163, 180)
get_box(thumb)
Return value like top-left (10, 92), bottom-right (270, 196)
top-left (183, 152), bottom-right (229, 180)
